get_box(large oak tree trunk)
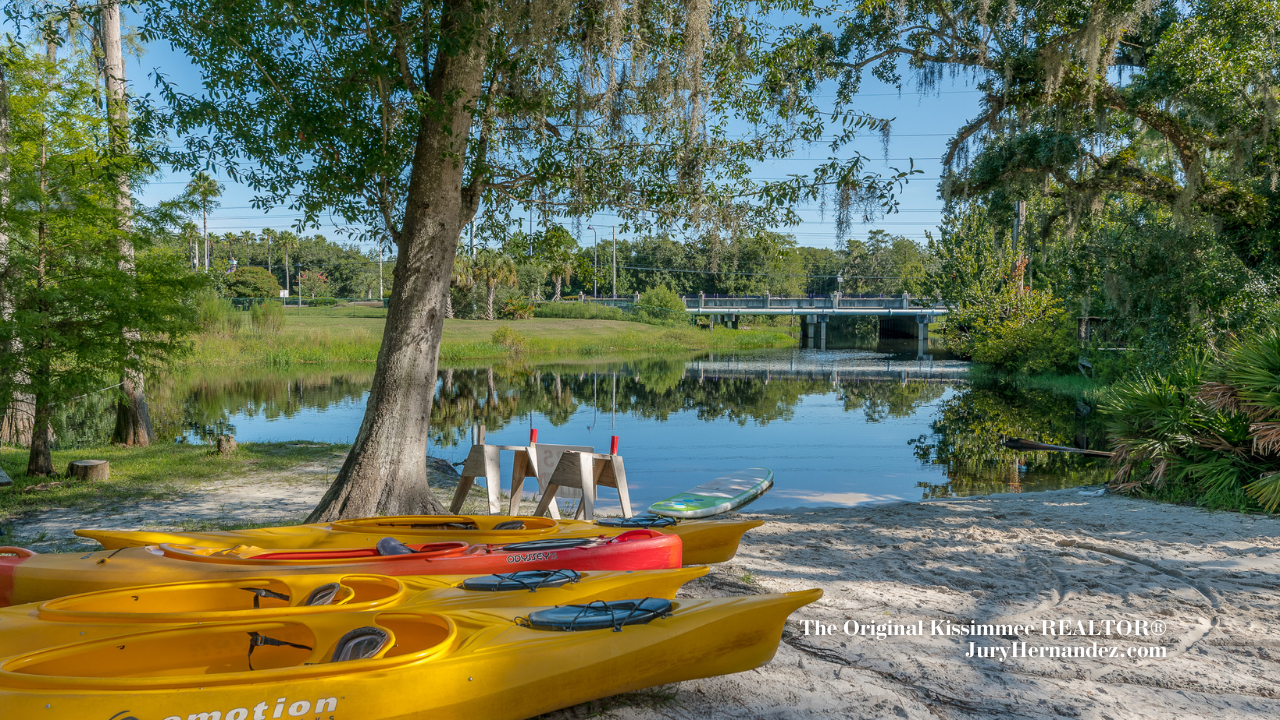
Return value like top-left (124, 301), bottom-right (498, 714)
top-left (101, 0), bottom-right (153, 447)
top-left (308, 24), bottom-right (485, 521)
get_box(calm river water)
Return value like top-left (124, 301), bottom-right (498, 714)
top-left (135, 339), bottom-right (1109, 513)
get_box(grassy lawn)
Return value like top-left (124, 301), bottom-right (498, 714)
top-left (187, 306), bottom-right (796, 367)
top-left (0, 442), bottom-right (345, 527)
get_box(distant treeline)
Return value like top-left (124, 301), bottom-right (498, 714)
top-left (166, 228), bottom-right (392, 299)
top-left (448, 226), bottom-right (933, 320)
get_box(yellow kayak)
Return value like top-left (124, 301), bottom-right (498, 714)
top-left (0, 567), bottom-right (707, 657)
top-left (0, 531), bottom-right (680, 606)
top-left (75, 514), bottom-right (765, 565)
top-left (0, 589), bottom-right (822, 720)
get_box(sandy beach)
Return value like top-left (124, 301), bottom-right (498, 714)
top-left (542, 489), bottom-right (1280, 719)
top-left (11, 480), bottom-right (1280, 719)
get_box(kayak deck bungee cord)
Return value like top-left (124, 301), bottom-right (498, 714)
top-left (0, 589), bottom-right (823, 720)
top-left (0, 567), bottom-right (709, 657)
top-left (74, 513), bottom-right (764, 565)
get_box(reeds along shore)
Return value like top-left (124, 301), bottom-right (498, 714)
top-left (186, 318), bottom-right (795, 367)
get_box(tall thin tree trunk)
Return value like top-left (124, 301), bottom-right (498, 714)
top-left (26, 115), bottom-right (52, 473)
top-left (0, 62), bottom-right (32, 447)
top-left (553, 275), bottom-right (562, 301)
top-left (486, 282), bottom-right (496, 321)
top-left (308, 8), bottom-right (485, 520)
top-left (102, 0), bottom-right (153, 446)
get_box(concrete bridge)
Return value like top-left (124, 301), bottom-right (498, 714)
top-left (586, 293), bottom-right (947, 348)
top-left (686, 293), bottom-right (946, 348)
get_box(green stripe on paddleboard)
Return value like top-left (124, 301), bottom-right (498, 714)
top-left (648, 468), bottom-right (773, 518)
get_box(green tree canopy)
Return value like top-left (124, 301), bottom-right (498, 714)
top-left (224, 266), bottom-right (281, 298)
top-left (0, 44), bottom-right (200, 474)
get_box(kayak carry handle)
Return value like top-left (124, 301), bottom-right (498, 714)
top-left (0, 546), bottom-right (36, 558)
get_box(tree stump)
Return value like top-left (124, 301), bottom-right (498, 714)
top-left (65, 460), bottom-right (110, 482)
top-left (217, 435), bottom-right (237, 455)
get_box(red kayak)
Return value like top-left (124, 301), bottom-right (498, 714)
top-left (0, 530), bottom-right (681, 606)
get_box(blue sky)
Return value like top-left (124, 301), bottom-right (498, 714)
top-left (125, 22), bottom-right (983, 255)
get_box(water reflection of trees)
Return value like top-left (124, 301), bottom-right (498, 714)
top-left (150, 367), bottom-right (376, 442)
top-left (428, 358), bottom-right (953, 447)
top-left (839, 380), bottom-right (947, 423)
top-left (910, 387), bottom-right (1111, 497)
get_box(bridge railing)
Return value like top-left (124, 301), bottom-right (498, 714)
top-left (678, 294), bottom-right (944, 311)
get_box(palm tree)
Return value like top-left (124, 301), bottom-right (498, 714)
top-left (184, 172), bottom-right (222, 272)
top-left (549, 251), bottom-right (573, 301)
top-left (262, 228), bottom-right (276, 275)
top-left (276, 231), bottom-right (300, 299)
top-left (446, 253), bottom-right (473, 319)
top-left (472, 248), bottom-right (518, 321)
top-left (538, 225), bottom-right (577, 301)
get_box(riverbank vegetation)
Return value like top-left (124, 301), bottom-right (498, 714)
top-left (793, 0), bottom-right (1280, 508)
top-left (184, 306), bottom-right (794, 367)
top-left (1102, 329), bottom-right (1280, 513)
top-left (795, 0), bottom-right (1280, 389)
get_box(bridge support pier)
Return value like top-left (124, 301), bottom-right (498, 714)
top-left (798, 315), bottom-right (827, 349)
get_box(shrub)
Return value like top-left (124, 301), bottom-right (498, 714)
top-left (532, 302), bottom-right (629, 321)
top-left (307, 297), bottom-right (340, 307)
top-left (196, 289), bottom-right (242, 336)
top-left (250, 299), bottom-right (286, 334)
top-left (636, 286), bottom-right (688, 325)
top-left (491, 325), bottom-right (528, 354)
top-left (224, 267), bottom-right (281, 299)
top-left (499, 296), bottom-right (534, 319)
top-left (1102, 325), bottom-right (1280, 511)
top-left (298, 270), bottom-right (331, 299)
top-left (945, 286), bottom-right (1076, 374)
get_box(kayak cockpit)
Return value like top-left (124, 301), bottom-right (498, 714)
top-left (37, 575), bottom-right (406, 622)
top-left (0, 613), bottom-right (457, 688)
top-left (158, 541), bottom-right (471, 564)
top-left (329, 515), bottom-right (561, 535)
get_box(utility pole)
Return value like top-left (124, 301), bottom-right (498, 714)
top-left (378, 243), bottom-right (384, 299)
top-left (587, 225), bottom-right (598, 297)
top-left (612, 227), bottom-right (617, 299)
top-left (469, 222), bottom-right (475, 256)
top-left (1013, 199), bottom-right (1026, 289)
top-left (203, 205), bottom-right (209, 272)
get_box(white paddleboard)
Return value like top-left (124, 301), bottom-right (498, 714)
top-left (647, 468), bottom-right (774, 518)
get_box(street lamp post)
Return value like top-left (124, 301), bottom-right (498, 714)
top-left (587, 225), bottom-right (599, 297)
top-left (611, 226), bottom-right (617, 299)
